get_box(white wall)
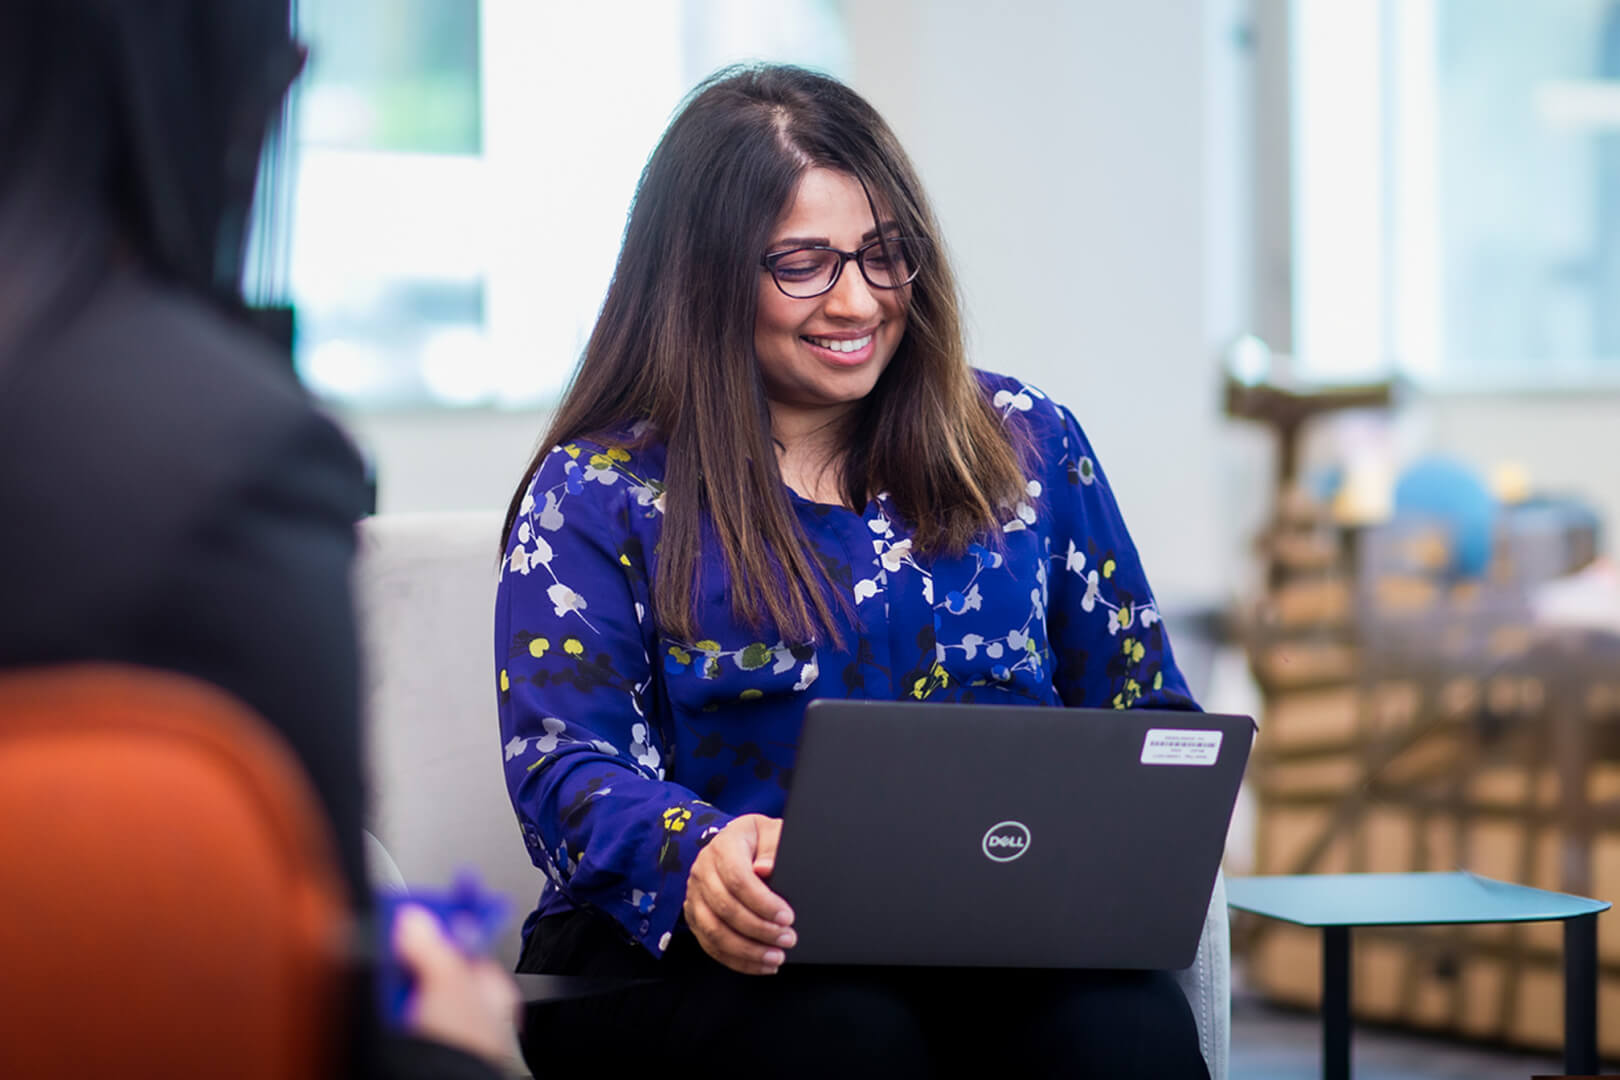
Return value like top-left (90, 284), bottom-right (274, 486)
top-left (341, 407), bottom-right (546, 517)
top-left (843, 0), bottom-right (1247, 607)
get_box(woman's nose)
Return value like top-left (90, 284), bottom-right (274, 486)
top-left (820, 260), bottom-right (882, 321)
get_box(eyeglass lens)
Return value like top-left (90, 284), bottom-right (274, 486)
top-left (770, 237), bottom-right (922, 298)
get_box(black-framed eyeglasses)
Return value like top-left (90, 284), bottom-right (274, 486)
top-left (760, 235), bottom-right (929, 299)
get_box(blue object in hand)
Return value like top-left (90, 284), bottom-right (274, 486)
top-left (376, 872), bottom-right (511, 1029)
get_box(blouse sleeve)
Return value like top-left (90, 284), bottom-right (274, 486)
top-left (496, 442), bottom-right (733, 955)
top-left (1041, 402), bottom-right (1199, 712)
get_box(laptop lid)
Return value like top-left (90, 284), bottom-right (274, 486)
top-left (770, 701), bottom-right (1254, 969)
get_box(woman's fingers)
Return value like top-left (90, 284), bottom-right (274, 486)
top-left (712, 815), bottom-right (794, 925)
top-left (684, 815), bottom-right (797, 973)
top-left (713, 837), bottom-right (794, 931)
top-left (686, 892), bottom-right (787, 974)
top-left (392, 905), bottom-right (524, 1065)
top-left (700, 858), bottom-right (798, 947)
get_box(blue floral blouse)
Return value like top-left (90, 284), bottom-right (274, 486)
top-left (495, 371), bottom-right (1196, 955)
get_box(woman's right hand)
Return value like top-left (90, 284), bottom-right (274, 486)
top-left (392, 904), bottom-right (524, 1068)
top-left (683, 813), bottom-right (797, 974)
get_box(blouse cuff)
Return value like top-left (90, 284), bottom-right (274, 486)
top-left (602, 804), bottom-right (737, 957)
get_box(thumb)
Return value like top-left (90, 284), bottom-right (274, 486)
top-left (392, 904), bottom-right (457, 979)
top-left (752, 817), bottom-right (783, 875)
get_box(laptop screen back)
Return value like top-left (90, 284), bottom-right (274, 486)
top-left (770, 701), bottom-right (1254, 969)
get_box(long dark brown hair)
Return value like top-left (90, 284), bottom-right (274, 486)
top-left (501, 64), bottom-right (1028, 646)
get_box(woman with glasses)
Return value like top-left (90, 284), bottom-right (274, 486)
top-left (498, 64), bottom-right (1209, 1078)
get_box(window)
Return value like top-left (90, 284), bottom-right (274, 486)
top-left (278, 0), bottom-right (849, 409)
top-left (1289, 0), bottom-right (1620, 389)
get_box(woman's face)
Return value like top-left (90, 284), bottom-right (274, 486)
top-left (754, 167), bottom-right (910, 429)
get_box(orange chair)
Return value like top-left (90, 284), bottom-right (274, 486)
top-left (0, 664), bottom-right (352, 1078)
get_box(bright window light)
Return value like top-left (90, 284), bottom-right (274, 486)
top-left (1291, 0), bottom-right (1620, 390)
top-left (280, 0), bottom-right (850, 410)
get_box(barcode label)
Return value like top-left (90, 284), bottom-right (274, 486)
top-left (1140, 728), bottom-right (1223, 766)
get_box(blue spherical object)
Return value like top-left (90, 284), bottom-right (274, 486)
top-left (1393, 456), bottom-right (1498, 578)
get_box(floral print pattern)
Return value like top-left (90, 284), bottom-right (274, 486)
top-left (495, 371), bottom-right (1195, 954)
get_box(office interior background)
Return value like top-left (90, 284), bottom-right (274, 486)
top-left (254, 1), bottom-right (1620, 1075)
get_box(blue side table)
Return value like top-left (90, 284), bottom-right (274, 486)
top-left (1228, 872), bottom-right (1611, 1080)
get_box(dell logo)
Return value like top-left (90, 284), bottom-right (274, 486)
top-left (981, 820), bottom-right (1031, 863)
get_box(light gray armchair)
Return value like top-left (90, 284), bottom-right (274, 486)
top-left (355, 511), bottom-right (542, 967)
top-left (1175, 869), bottom-right (1231, 1080)
top-left (354, 511), bottom-right (1230, 1079)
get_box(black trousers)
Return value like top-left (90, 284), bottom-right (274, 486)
top-left (519, 910), bottom-right (1211, 1079)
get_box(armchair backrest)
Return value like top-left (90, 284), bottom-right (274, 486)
top-left (355, 511), bottom-right (543, 967)
top-left (0, 664), bottom-right (350, 1079)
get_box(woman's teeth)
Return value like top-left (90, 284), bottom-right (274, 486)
top-left (803, 334), bottom-right (873, 353)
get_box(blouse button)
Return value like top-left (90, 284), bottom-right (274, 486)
top-left (639, 920), bottom-right (651, 935)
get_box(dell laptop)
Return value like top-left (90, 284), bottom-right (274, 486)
top-left (770, 701), bottom-right (1254, 970)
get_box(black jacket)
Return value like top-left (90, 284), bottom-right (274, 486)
top-left (0, 269), bottom-right (503, 1080)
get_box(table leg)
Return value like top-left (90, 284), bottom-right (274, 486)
top-left (1564, 913), bottom-right (1598, 1076)
top-left (1323, 925), bottom-right (1351, 1080)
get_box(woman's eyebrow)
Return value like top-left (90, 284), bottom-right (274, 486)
top-left (769, 221), bottom-right (904, 249)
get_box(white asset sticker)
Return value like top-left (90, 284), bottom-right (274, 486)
top-left (1140, 728), bottom-right (1224, 766)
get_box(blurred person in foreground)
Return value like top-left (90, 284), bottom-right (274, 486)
top-left (0, 1), bottom-right (519, 1075)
